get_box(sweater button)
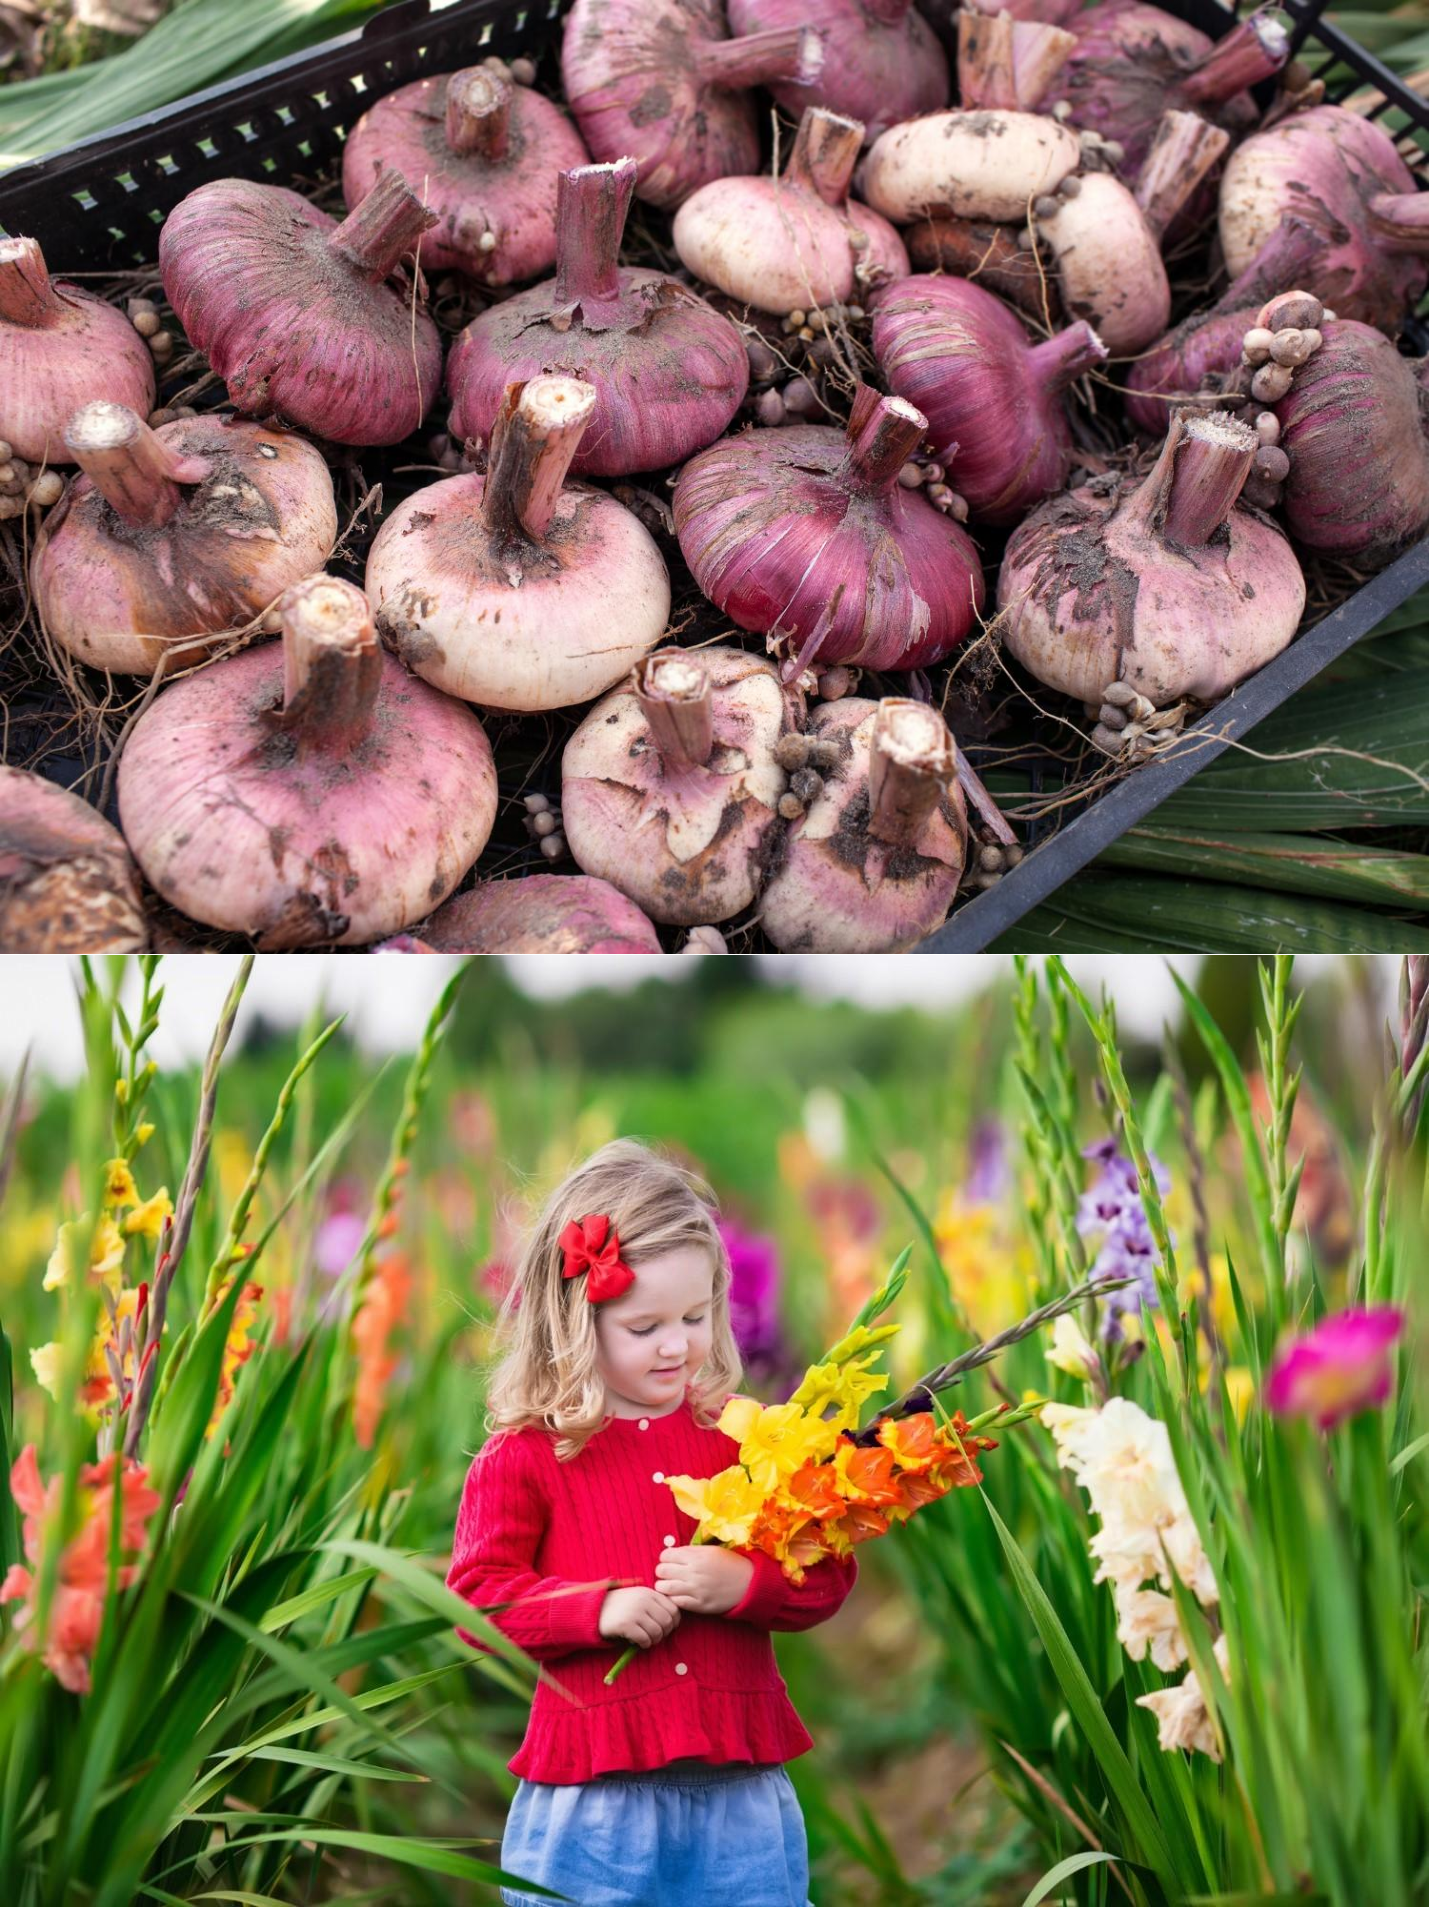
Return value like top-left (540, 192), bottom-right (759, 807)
top-left (638, 1418), bottom-right (650, 1430)
top-left (662, 1535), bottom-right (675, 1547)
top-left (652, 1470), bottom-right (664, 1483)
top-left (675, 1662), bottom-right (688, 1675)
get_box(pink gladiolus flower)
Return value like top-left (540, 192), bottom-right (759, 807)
top-left (1265, 1306), bottom-right (1406, 1431)
top-left (314, 1210), bottom-right (366, 1277)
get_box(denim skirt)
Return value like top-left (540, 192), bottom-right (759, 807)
top-left (497, 1758), bottom-right (814, 1907)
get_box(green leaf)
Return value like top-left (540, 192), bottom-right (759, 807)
top-left (234, 1745), bottom-right (426, 1782)
top-left (1020, 1850), bottom-right (1122, 1907)
top-left (164, 1331), bottom-right (314, 1603)
top-left (145, 1270), bottom-right (251, 1509)
top-left (1101, 828), bottom-right (1429, 908)
top-left (153, 1826), bottom-right (556, 1894)
top-left (199, 1663), bottom-right (463, 1780)
top-left (193, 1894), bottom-right (312, 1906)
top-left (176, 1588), bottom-right (460, 1802)
top-left (1170, 969), bottom-right (1281, 1329)
top-left (993, 877), bottom-right (1429, 954)
top-left (260, 1565), bottom-right (381, 1632)
top-left (981, 1491), bottom-right (1180, 1889)
top-left (1182, 1895), bottom-right (1330, 1906)
top-left (0, 0), bottom-right (389, 162)
top-left (1389, 1428), bottom-right (1429, 1476)
top-left (1127, 675), bottom-right (1429, 833)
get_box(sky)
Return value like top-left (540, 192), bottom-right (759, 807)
top-left (0, 955), bottom-right (1396, 1084)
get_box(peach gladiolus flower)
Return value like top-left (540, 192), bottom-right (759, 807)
top-left (0, 1444), bottom-right (162, 1693)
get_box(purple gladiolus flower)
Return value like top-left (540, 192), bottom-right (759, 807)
top-left (717, 1217), bottom-right (795, 1390)
top-left (1077, 1137), bottom-right (1173, 1343)
top-left (719, 1218), bottom-right (781, 1359)
top-left (1265, 1307), bottom-right (1406, 1430)
top-left (966, 1117), bottom-right (1010, 1204)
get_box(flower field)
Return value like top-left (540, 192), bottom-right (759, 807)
top-left (0, 954), bottom-right (1424, 1904)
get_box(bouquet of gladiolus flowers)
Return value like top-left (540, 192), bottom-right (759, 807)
top-left (605, 1254), bottom-right (1120, 1681)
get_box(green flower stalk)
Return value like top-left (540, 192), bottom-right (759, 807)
top-left (334, 960), bottom-right (472, 1316)
top-left (124, 956), bottom-right (252, 1458)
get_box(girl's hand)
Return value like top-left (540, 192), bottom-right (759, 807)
top-left (598, 1585), bottom-right (682, 1649)
top-left (654, 1545), bottom-right (756, 1615)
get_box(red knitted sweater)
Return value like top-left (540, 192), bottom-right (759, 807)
top-left (446, 1391), bottom-right (857, 1783)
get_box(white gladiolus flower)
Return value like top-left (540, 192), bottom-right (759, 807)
top-left (1072, 1397), bottom-right (1185, 1531)
top-left (1045, 1397), bottom-right (1219, 1606)
top-left (1046, 1312), bottom-right (1098, 1379)
top-left (1114, 1584), bottom-right (1188, 1672)
top-left (1161, 1513), bottom-right (1219, 1609)
top-left (1040, 1400), bottom-right (1094, 1444)
top-left (1045, 1394), bottom-right (1227, 1759)
top-left (1089, 1521), bottom-right (1165, 1591)
top-left (1136, 1635), bottom-right (1229, 1761)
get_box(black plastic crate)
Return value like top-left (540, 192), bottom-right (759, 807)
top-left (2, 0), bottom-right (1426, 952)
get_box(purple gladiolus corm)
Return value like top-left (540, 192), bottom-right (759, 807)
top-left (1265, 1307), bottom-right (1406, 1431)
top-left (1077, 1136), bottom-right (1173, 1342)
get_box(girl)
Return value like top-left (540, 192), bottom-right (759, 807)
top-left (446, 1139), bottom-right (858, 1907)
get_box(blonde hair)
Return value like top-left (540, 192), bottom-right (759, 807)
top-left (483, 1139), bottom-right (742, 1461)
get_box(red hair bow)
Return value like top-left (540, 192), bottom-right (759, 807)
top-left (559, 1213), bottom-right (635, 1304)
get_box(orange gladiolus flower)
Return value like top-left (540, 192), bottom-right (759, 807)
top-left (832, 1438), bottom-right (906, 1508)
top-left (784, 1460), bottom-right (845, 1522)
top-left (930, 1412), bottom-right (999, 1490)
top-left (883, 1470), bottom-right (952, 1522)
top-left (270, 1286), bottom-right (293, 1348)
top-left (352, 1252), bottom-right (412, 1449)
top-left (0, 1444), bottom-right (161, 1693)
top-left (876, 1411), bottom-right (941, 1473)
top-left (747, 1500), bottom-right (829, 1580)
top-left (205, 1278), bottom-right (264, 1440)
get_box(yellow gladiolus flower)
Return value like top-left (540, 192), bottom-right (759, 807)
top-left (102, 1159), bottom-right (139, 1210)
top-left (665, 1465), bottom-right (765, 1545)
top-left (788, 1356), bottom-right (888, 1440)
top-left (29, 1342), bottom-right (63, 1401)
top-left (735, 1401), bottom-right (834, 1495)
top-left (30, 1294), bottom-right (137, 1412)
top-left (135, 1123), bottom-right (155, 1148)
top-left (1178, 1251), bottom-right (1238, 1345)
top-left (813, 1321), bottom-right (899, 1369)
top-left (1217, 1365), bottom-right (1255, 1425)
top-left (935, 1189), bottom-right (1030, 1336)
top-left (123, 1188), bottom-right (173, 1241)
top-left (44, 1215), bottom-right (126, 1294)
top-left (717, 1395), bottom-right (763, 1445)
